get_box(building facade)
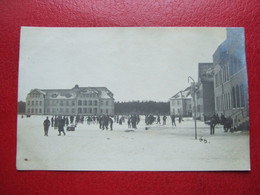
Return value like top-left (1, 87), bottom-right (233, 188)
top-left (26, 85), bottom-right (115, 116)
top-left (213, 28), bottom-right (249, 130)
top-left (195, 63), bottom-right (215, 121)
top-left (170, 87), bottom-right (192, 117)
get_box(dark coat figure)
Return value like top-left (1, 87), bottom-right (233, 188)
top-left (131, 115), bottom-right (137, 129)
top-left (109, 117), bottom-right (113, 130)
top-left (58, 117), bottom-right (66, 136)
top-left (156, 115), bottom-right (161, 124)
top-left (220, 113), bottom-right (226, 125)
top-left (137, 115), bottom-right (140, 124)
top-left (103, 115), bottom-right (109, 130)
top-left (70, 116), bottom-right (74, 124)
top-left (210, 115), bottom-right (217, 135)
top-left (128, 117), bottom-right (131, 128)
top-left (65, 117), bottom-right (69, 126)
top-left (224, 117), bottom-right (233, 132)
top-left (119, 117), bottom-right (123, 125)
top-left (51, 117), bottom-right (54, 127)
top-left (163, 115), bottom-right (167, 125)
top-left (178, 115), bottom-right (183, 123)
top-left (99, 116), bottom-right (103, 129)
top-left (54, 116), bottom-right (58, 129)
top-left (43, 117), bottom-right (50, 136)
top-left (116, 115), bottom-right (119, 123)
top-left (171, 115), bottom-right (176, 126)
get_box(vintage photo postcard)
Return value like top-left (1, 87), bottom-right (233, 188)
top-left (17, 27), bottom-right (250, 171)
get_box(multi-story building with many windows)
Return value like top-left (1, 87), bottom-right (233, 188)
top-left (169, 87), bottom-right (192, 117)
top-left (213, 28), bottom-right (249, 130)
top-left (25, 85), bottom-right (115, 116)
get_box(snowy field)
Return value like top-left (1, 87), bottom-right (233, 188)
top-left (16, 115), bottom-right (250, 171)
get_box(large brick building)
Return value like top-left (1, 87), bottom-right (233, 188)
top-left (195, 63), bottom-right (215, 120)
top-left (213, 28), bottom-right (249, 130)
top-left (25, 85), bottom-right (115, 116)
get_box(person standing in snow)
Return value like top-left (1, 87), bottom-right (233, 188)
top-left (171, 115), bottom-right (176, 126)
top-left (156, 115), bottom-right (161, 124)
top-left (43, 117), bottom-right (50, 136)
top-left (58, 116), bottom-right (66, 136)
top-left (51, 116), bottom-right (54, 127)
top-left (163, 115), bottom-right (167, 125)
top-left (109, 116), bottom-right (113, 130)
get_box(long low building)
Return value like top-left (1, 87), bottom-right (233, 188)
top-left (25, 85), bottom-right (115, 116)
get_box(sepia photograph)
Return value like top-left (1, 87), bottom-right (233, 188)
top-left (17, 27), bottom-right (250, 171)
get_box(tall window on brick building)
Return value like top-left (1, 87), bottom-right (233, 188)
top-left (240, 84), bottom-right (245, 107)
top-left (236, 85), bottom-right (240, 108)
top-left (232, 87), bottom-right (236, 108)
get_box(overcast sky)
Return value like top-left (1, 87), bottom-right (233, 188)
top-left (18, 27), bottom-right (226, 102)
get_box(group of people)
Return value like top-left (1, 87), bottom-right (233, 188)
top-left (206, 113), bottom-right (233, 135)
top-left (43, 114), bottom-right (188, 136)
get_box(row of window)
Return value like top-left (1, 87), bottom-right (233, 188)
top-left (80, 94), bottom-right (97, 98)
top-left (171, 100), bottom-right (182, 106)
top-left (215, 56), bottom-right (244, 88)
top-left (42, 100), bottom-right (111, 107)
top-left (215, 84), bottom-right (246, 111)
top-left (27, 108), bottom-right (42, 114)
top-left (27, 100), bottom-right (42, 106)
top-left (28, 94), bottom-right (41, 98)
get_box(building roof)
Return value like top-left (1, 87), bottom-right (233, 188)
top-left (28, 85), bottom-right (114, 100)
top-left (170, 86), bottom-right (191, 99)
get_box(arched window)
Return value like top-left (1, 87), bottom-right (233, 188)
top-left (236, 85), bottom-right (240, 108)
top-left (232, 87), bottom-right (236, 108)
top-left (240, 84), bottom-right (245, 107)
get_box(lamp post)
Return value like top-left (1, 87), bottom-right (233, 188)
top-left (188, 76), bottom-right (197, 140)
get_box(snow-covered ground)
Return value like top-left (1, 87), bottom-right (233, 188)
top-left (16, 115), bottom-right (250, 171)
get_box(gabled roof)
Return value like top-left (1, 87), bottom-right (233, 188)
top-left (170, 86), bottom-right (191, 99)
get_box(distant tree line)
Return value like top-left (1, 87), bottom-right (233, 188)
top-left (18, 101), bottom-right (26, 114)
top-left (115, 101), bottom-right (170, 115)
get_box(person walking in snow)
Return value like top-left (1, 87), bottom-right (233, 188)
top-left (43, 117), bottom-right (50, 136)
top-left (51, 116), bottom-right (54, 127)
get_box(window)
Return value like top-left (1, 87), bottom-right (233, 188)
top-left (72, 108), bottom-right (75, 113)
top-left (100, 101), bottom-right (103, 106)
top-left (31, 108), bottom-right (34, 113)
top-left (39, 101), bottom-right (42, 106)
top-left (240, 84), bottom-right (245, 107)
top-left (35, 108), bottom-right (38, 113)
top-left (83, 108), bottom-right (87, 113)
top-left (72, 101), bottom-right (75, 106)
top-left (89, 100), bottom-right (92, 106)
top-left (100, 109), bottom-right (103, 114)
top-left (32, 101), bottom-right (34, 106)
top-left (94, 100), bottom-right (98, 106)
top-left (106, 101), bottom-right (109, 106)
top-left (232, 87), bottom-right (236, 108)
top-left (84, 100), bottom-right (87, 106)
top-left (89, 108), bottom-right (92, 113)
top-left (60, 101), bottom-right (63, 106)
top-left (94, 108), bottom-right (97, 114)
top-left (78, 108), bottom-right (82, 113)
top-left (106, 109), bottom-right (108, 114)
top-left (28, 101), bottom-right (30, 106)
top-left (27, 108), bottom-right (30, 113)
top-left (236, 85), bottom-right (240, 108)
top-left (39, 109), bottom-right (42, 113)
top-left (66, 101), bottom-right (69, 106)
top-left (78, 100), bottom-right (82, 106)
